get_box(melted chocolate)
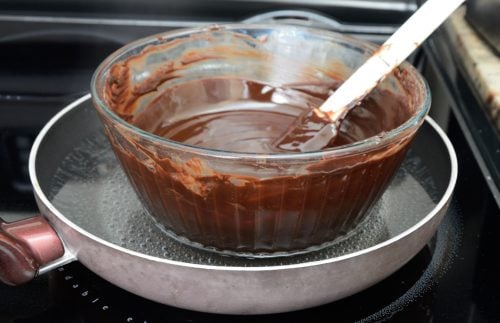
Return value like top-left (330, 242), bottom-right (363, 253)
top-left (124, 78), bottom-right (409, 153)
top-left (100, 78), bottom-right (416, 254)
top-left (97, 35), bottom-right (420, 254)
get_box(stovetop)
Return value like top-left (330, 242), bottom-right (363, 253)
top-left (1, 2), bottom-right (499, 322)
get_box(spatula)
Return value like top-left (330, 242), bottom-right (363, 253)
top-left (274, 0), bottom-right (465, 152)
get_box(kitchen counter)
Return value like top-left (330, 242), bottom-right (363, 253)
top-left (445, 6), bottom-right (500, 131)
top-left (423, 6), bottom-right (500, 206)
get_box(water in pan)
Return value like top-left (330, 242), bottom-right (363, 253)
top-left (47, 131), bottom-right (437, 267)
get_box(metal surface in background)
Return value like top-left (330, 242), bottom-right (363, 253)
top-left (466, 0), bottom-right (500, 55)
top-left (424, 27), bottom-right (500, 206)
top-left (1, 0), bottom-right (417, 23)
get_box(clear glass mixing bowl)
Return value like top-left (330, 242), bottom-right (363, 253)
top-left (91, 25), bottom-right (430, 256)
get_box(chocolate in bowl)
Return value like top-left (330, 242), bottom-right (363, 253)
top-left (91, 25), bottom-right (430, 256)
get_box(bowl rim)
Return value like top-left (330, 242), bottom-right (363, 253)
top-left (90, 24), bottom-right (431, 160)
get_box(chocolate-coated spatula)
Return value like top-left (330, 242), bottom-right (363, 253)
top-left (274, 0), bottom-right (465, 152)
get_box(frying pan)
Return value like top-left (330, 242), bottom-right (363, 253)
top-left (0, 94), bottom-right (457, 315)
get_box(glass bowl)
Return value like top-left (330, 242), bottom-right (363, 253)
top-left (91, 25), bottom-right (430, 257)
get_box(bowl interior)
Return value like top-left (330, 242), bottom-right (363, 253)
top-left (91, 25), bottom-right (430, 158)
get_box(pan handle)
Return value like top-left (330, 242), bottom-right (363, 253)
top-left (0, 215), bottom-right (64, 286)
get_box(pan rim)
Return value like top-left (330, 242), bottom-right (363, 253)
top-left (29, 93), bottom-right (458, 272)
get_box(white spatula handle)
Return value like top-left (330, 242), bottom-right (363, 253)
top-left (319, 0), bottom-right (465, 122)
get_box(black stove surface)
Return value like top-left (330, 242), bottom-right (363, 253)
top-left (0, 247), bottom-right (436, 322)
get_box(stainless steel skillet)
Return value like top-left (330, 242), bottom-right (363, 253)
top-left (0, 94), bottom-right (457, 315)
